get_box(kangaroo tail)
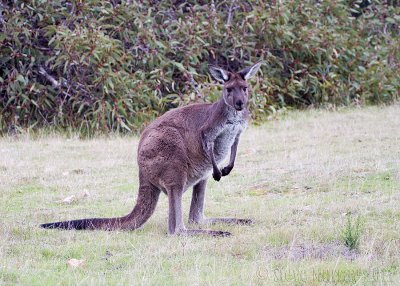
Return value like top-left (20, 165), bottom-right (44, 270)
top-left (40, 217), bottom-right (117, 230)
top-left (40, 184), bottom-right (161, 231)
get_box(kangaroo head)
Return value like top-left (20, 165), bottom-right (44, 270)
top-left (209, 61), bottom-right (262, 111)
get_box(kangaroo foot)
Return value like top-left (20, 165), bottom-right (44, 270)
top-left (175, 229), bottom-right (231, 237)
top-left (202, 218), bottom-right (254, 225)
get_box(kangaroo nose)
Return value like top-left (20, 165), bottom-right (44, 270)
top-left (235, 100), bottom-right (243, 110)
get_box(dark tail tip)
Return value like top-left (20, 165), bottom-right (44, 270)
top-left (40, 219), bottom-right (94, 230)
top-left (40, 222), bottom-right (58, 229)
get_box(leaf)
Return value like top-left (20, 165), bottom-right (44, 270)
top-left (171, 61), bottom-right (185, 72)
top-left (67, 259), bottom-right (85, 268)
top-left (58, 195), bottom-right (76, 204)
top-left (16, 75), bottom-right (25, 83)
top-left (385, 18), bottom-right (395, 24)
top-left (120, 120), bottom-right (132, 132)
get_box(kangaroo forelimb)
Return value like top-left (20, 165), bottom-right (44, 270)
top-left (221, 134), bottom-right (240, 176)
top-left (209, 142), bottom-right (222, 181)
top-left (201, 129), bottom-right (222, 181)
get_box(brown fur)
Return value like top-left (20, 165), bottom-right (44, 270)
top-left (41, 62), bottom-right (262, 236)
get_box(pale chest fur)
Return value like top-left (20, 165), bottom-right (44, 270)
top-left (214, 113), bottom-right (248, 163)
top-left (185, 109), bottom-right (248, 189)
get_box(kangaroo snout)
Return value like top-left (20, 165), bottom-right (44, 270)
top-left (235, 100), bottom-right (244, 111)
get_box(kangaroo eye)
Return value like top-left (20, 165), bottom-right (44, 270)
top-left (243, 87), bottom-right (248, 92)
top-left (226, 88), bottom-right (233, 93)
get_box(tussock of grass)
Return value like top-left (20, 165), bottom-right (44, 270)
top-left (1, 105), bottom-right (400, 285)
top-left (341, 215), bottom-right (363, 251)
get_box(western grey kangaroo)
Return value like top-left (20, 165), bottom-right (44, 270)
top-left (41, 61), bottom-right (262, 236)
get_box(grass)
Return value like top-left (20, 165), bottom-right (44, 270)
top-left (1, 104), bottom-right (400, 285)
top-left (341, 215), bottom-right (363, 251)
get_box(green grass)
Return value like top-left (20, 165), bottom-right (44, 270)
top-left (341, 215), bottom-right (363, 250)
top-left (1, 105), bottom-right (400, 285)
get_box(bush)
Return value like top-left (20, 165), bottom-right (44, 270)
top-left (0, 0), bottom-right (399, 135)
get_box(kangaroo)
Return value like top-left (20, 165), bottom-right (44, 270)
top-left (41, 61), bottom-right (262, 236)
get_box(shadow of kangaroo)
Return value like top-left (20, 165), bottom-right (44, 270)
top-left (41, 61), bottom-right (262, 236)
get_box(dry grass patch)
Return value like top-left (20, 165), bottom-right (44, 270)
top-left (1, 105), bottom-right (400, 285)
top-left (264, 240), bottom-right (358, 261)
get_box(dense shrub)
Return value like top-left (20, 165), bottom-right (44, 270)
top-left (0, 0), bottom-right (399, 135)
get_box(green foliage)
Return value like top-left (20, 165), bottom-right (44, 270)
top-left (0, 0), bottom-right (399, 135)
top-left (341, 214), bottom-right (363, 250)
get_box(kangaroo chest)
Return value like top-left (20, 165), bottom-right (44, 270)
top-left (214, 118), bottom-right (247, 163)
top-left (186, 109), bottom-right (248, 188)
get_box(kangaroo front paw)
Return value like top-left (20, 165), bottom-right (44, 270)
top-left (221, 166), bottom-right (233, 176)
top-left (213, 170), bottom-right (222, 181)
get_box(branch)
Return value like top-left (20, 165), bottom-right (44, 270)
top-left (0, 5), bottom-right (5, 25)
top-left (210, 0), bottom-right (218, 29)
top-left (226, 0), bottom-right (237, 27)
top-left (39, 66), bottom-right (60, 89)
top-left (188, 73), bottom-right (203, 98)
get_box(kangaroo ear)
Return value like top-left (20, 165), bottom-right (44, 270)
top-left (238, 61), bottom-right (263, 80)
top-left (209, 65), bottom-right (231, 83)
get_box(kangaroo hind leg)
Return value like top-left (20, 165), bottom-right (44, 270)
top-left (167, 185), bottom-right (230, 237)
top-left (188, 180), bottom-right (253, 226)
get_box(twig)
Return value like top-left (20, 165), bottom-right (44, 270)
top-left (39, 66), bottom-right (60, 89)
top-left (210, 0), bottom-right (218, 29)
top-left (0, 3), bottom-right (5, 25)
top-left (188, 73), bottom-right (203, 98)
top-left (226, 0), bottom-right (237, 27)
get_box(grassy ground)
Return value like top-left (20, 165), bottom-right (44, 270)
top-left (1, 105), bottom-right (399, 285)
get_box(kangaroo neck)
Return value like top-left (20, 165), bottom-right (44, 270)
top-left (211, 97), bottom-right (239, 119)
